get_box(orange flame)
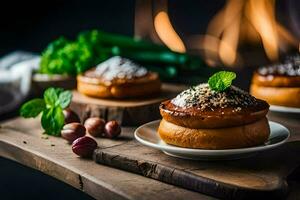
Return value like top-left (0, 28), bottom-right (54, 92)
top-left (194, 0), bottom-right (298, 66)
top-left (135, 0), bottom-right (298, 67)
top-left (154, 11), bottom-right (186, 53)
top-left (246, 0), bottom-right (279, 60)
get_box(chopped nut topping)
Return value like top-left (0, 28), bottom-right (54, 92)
top-left (171, 83), bottom-right (258, 111)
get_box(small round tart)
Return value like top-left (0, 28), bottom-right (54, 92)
top-left (160, 84), bottom-right (269, 129)
top-left (77, 56), bottom-right (161, 98)
top-left (251, 61), bottom-right (300, 107)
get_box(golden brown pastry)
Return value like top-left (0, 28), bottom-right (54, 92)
top-left (77, 56), bottom-right (161, 98)
top-left (158, 83), bottom-right (270, 149)
top-left (250, 62), bottom-right (300, 107)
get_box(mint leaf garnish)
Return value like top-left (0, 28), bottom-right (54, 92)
top-left (20, 99), bottom-right (46, 118)
top-left (41, 106), bottom-right (64, 136)
top-left (44, 88), bottom-right (60, 106)
top-left (208, 71), bottom-right (236, 92)
top-left (20, 87), bottom-right (72, 136)
top-left (58, 90), bottom-right (72, 109)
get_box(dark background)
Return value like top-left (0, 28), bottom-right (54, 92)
top-left (0, 0), bottom-right (227, 56)
top-left (1, 0), bottom-right (297, 58)
top-left (0, 0), bottom-right (299, 199)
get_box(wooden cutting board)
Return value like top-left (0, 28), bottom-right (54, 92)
top-left (0, 117), bottom-right (212, 200)
top-left (70, 84), bottom-right (186, 126)
top-left (93, 112), bottom-right (300, 200)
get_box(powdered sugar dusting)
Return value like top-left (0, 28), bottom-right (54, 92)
top-left (171, 83), bottom-right (257, 111)
top-left (95, 56), bottom-right (148, 81)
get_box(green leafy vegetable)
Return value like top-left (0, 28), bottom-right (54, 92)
top-left (39, 29), bottom-right (210, 82)
top-left (20, 99), bottom-right (46, 118)
top-left (40, 37), bottom-right (95, 75)
top-left (208, 71), bottom-right (236, 92)
top-left (20, 87), bottom-right (72, 135)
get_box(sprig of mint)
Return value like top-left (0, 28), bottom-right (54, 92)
top-left (20, 87), bottom-right (72, 136)
top-left (208, 71), bottom-right (236, 92)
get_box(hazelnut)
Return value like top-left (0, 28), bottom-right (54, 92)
top-left (61, 123), bottom-right (86, 143)
top-left (104, 120), bottom-right (121, 139)
top-left (72, 136), bottom-right (97, 158)
top-left (63, 108), bottom-right (80, 124)
top-left (84, 117), bottom-right (106, 137)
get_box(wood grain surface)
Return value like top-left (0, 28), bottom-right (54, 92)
top-left (0, 112), bottom-right (299, 200)
top-left (70, 84), bottom-right (186, 126)
top-left (0, 117), bottom-right (213, 200)
top-left (93, 112), bottom-right (300, 200)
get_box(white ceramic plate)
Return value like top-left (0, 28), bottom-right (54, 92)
top-left (270, 105), bottom-right (300, 114)
top-left (134, 120), bottom-right (290, 160)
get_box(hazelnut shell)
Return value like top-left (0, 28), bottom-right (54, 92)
top-left (72, 136), bottom-right (98, 158)
top-left (61, 123), bottom-right (86, 143)
top-left (104, 120), bottom-right (121, 139)
top-left (84, 117), bottom-right (106, 137)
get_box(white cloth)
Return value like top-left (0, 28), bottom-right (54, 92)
top-left (0, 51), bottom-right (40, 114)
top-left (0, 52), bottom-right (40, 98)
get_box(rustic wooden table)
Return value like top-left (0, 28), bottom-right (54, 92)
top-left (0, 112), bottom-right (299, 200)
top-left (0, 117), bottom-right (215, 200)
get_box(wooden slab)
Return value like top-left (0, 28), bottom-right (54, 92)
top-left (0, 117), bottom-right (213, 200)
top-left (93, 112), bottom-right (300, 200)
top-left (70, 84), bottom-right (186, 126)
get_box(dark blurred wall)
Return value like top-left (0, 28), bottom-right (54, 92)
top-left (0, 0), bottom-right (226, 56)
top-left (0, 0), bottom-right (135, 55)
top-left (0, 0), bottom-right (300, 56)
top-left (0, 0), bottom-right (297, 57)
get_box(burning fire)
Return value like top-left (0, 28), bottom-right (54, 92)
top-left (200, 0), bottom-right (298, 66)
top-left (154, 11), bottom-right (186, 53)
top-left (135, 0), bottom-right (299, 67)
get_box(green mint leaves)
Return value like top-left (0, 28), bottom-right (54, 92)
top-left (20, 99), bottom-right (46, 118)
top-left (43, 87), bottom-right (71, 109)
top-left (58, 90), bottom-right (72, 109)
top-left (208, 71), bottom-right (236, 92)
top-left (41, 106), bottom-right (65, 136)
top-left (20, 87), bottom-right (72, 136)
